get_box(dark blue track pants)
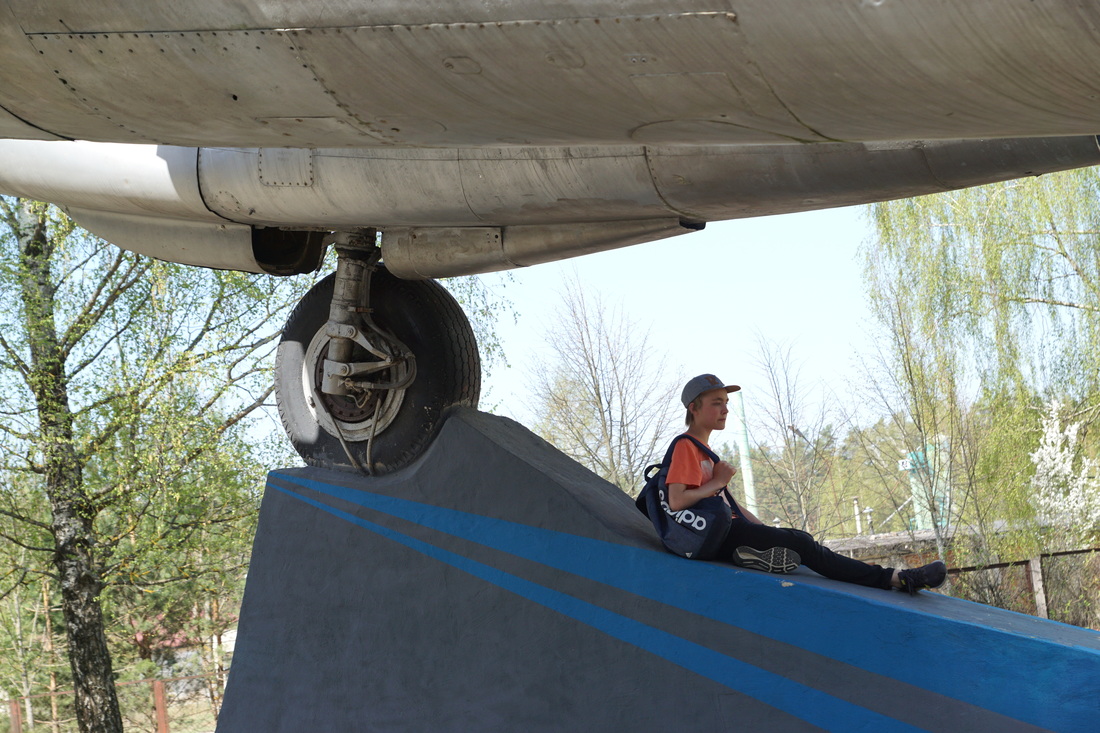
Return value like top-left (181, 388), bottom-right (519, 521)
top-left (718, 519), bottom-right (895, 590)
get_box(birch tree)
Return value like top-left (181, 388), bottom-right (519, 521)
top-left (747, 338), bottom-right (842, 534)
top-left (863, 168), bottom-right (1100, 611)
top-left (530, 276), bottom-right (681, 495)
top-left (0, 200), bottom-right (304, 733)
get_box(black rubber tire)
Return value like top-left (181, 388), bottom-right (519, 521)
top-left (275, 267), bottom-right (480, 473)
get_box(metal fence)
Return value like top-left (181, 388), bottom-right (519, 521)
top-left (4, 673), bottom-right (223, 733)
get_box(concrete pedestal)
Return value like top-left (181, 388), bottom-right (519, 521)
top-left (219, 408), bottom-right (1100, 732)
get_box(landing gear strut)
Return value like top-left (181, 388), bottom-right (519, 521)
top-left (275, 233), bottom-right (480, 474)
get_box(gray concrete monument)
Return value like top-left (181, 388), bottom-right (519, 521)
top-left (219, 408), bottom-right (1100, 732)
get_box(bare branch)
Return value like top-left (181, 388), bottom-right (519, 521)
top-left (59, 253), bottom-right (151, 360)
top-left (0, 332), bottom-right (29, 376)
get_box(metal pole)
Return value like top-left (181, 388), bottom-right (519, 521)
top-left (1027, 557), bottom-right (1049, 619)
top-left (153, 680), bottom-right (170, 733)
top-left (731, 390), bottom-right (757, 516)
top-left (9, 698), bottom-right (22, 733)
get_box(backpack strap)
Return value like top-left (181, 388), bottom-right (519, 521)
top-left (636, 437), bottom-right (682, 517)
top-left (670, 434), bottom-right (736, 505)
top-left (637, 434), bottom-right (732, 514)
top-left (635, 435), bottom-right (739, 556)
top-left (676, 434), bottom-right (720, 465)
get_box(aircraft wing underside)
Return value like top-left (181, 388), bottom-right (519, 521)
top-left (2, 3), bottom-right (1100, 505)
top-left (0, 1), bottom-right (1097, 277)
top-left (0, 1), bottom-right (1098, 148)
top-left (0, 136), bottom-right (1097, 277)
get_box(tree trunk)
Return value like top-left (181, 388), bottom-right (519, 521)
top-left (16, 201), bottom-right (123, 733)
top-left (11, 584), bottom-right (36, 729)
top-left (44, 582), bottom-right (62, 733)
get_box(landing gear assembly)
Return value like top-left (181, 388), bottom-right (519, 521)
top-left (275, 233), bottom-right (480, 474)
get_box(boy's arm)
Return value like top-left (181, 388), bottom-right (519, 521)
top-left (668, 461), bottom-right (736, 511)
top-left (667, 481), bottom-right (725, 512)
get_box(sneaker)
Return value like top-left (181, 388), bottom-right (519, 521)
top-left (897, 560), bottom-right (948, 595)
top-left (734, 546), bottom-right (801, 574)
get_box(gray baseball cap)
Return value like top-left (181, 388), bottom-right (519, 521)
top-left (681, 374), bottom-right (740, 407)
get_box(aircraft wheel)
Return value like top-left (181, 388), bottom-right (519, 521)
top-left (275, 267), bottom-right (480, 473)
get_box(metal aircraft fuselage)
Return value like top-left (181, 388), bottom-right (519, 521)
top-left (4, 1), bottom-right (1100, 148)
top-left (0, 0), bottom-right (1098, 276)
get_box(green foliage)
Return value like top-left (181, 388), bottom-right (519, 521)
top-left (867, 167), bottom-right (1100, 398)
top-left (0, 199), bottom-right (308, 727)
top-left (862, 168), bottom-right (1100, 617)
top-left (824, 421), bottom-right (904, 536)
top-left (441, 273), bottom-right (513, 375)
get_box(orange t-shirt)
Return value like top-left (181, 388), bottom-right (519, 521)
top-left (667, 438), bottom-right (713, 488)
top-left (666, 436), bottom-right (736, 516)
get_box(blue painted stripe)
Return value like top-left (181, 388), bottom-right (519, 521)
top-left (271, 482), bottom-right (924, 733)
top-left (272, 472), bottom-right (1099, 730)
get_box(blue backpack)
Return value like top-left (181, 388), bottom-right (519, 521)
top-left (635, 434), bottom-right (734, 560)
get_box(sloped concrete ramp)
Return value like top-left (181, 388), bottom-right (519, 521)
top-left (219, 408), bottom-right (1100, 732)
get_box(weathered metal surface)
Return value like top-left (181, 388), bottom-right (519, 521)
top-left (0, 2), bottom-right (1096, 147)
top-left (380, 219), bottom-right (694, 278)
top-left (0, 140), bottom-right (259, 270)
top-left (0, 2), bottom-right (1097, 276)
top-left (23, 29), bottom-right (349, 145)
top-left (197, 137), bottom-right (1100, 229)
top-left (64, 206), bottom-right (258, 273)
top-left (646, 136), bottom-right (1100, 219)
top-left (0, 140), bottom-right (212, 219)
top-left (283, 14), bottom-right (810, 147)
top-left (196, 145), bottom-right (669, 226)
top-left (0, 136), bottom-right (1096, 275)
top-left (6, 0), bottom-right (711, 32)
top-left (0, 104), bottom-right (60, 140)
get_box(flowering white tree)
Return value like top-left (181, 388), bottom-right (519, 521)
top-left (1029, 400), bottom-right (1100, 544)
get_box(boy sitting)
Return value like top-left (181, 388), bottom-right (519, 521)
top-left (667, 374), bottom-right (947, 594)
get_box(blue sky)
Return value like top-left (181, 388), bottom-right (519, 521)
top-left (479, 204), bottom-right (881, 429)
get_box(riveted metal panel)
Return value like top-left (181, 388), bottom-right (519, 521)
top-left (24, 29), bottom-right (370, 146)
top-left (197, 147), bottom-right (479, 226)
top-left (455, 147), bottom-right (668, 222)
top-left (0, 1), bottom-right (125, 142)
top-left (381, 218), bottom-right (692, 278)
top-left (197, 145), bottom-right (681, 227)
top-left (288, 13), bottom-right (814, 146)
top-left (736, 0), bottom-right (1100, 140)
top-left (382, 227), bottom-right (505, 278)
top-left (2, 1), bottom-right (1099, 147)
top-left (194, 136), bottom-right (1100, 230)
top-left (3, 136), bottom-right (1097, 276)
top-left (258, 148), bottom-right (315, 187)
top-left (6, 1), bottom-right (735, 33)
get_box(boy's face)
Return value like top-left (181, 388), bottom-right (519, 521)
top-left (691, 388), bottom-right (729, 431)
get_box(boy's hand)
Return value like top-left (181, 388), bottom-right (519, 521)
top-left (713, 460), bottom-right (736, 486)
